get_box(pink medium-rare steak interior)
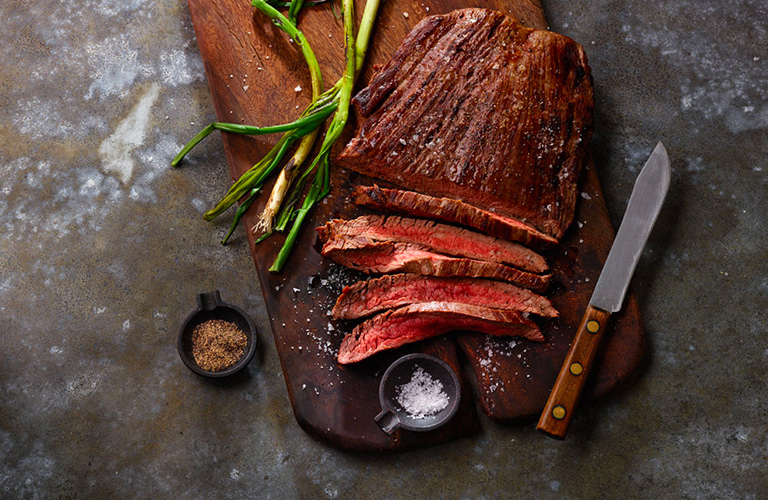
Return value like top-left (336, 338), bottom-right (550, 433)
top-left (337, 301), bottom-right (544, 364)
top-left (352, 185), bottom-right (559, 250)
top-left (337, 8), bottom-right (594, 239)
top-left (332, 273), bottom-right (558, 320)
top-left (318, 215), bottom-right (548, 273)
top-left (320, 237), bottom-right (551, 292)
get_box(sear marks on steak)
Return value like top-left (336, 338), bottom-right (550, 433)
top-left (318, 215), bottom-right (548, 274)
top-left (337, 302), bottom-right (544, 364)
top-left (320, 237), bottom-right (551, 293)
top-left (332, 273), bottom-right (558, 320)
top-left (337, 8), bottom-right (594, 239)
top-left (353, 185), bottom-right (559, 250)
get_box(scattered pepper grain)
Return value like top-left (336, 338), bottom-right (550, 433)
top-left (191, 319), bottom-right (247, 372)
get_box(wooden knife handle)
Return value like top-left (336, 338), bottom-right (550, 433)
top-left (537, 305), bottom-right (612, 439)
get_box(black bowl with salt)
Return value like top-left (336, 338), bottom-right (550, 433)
top-left (177, 290), bottom-right (257, 378)
top-left (375, 353), bottom-right (461, 434)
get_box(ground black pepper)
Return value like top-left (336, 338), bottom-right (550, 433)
top-left (191, 319), bottom-right (247, 372)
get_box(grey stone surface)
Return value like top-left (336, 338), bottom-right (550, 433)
top-left (1, 0), bottom-right (766, 498)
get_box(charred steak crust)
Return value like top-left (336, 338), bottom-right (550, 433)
top-left (337, 302), bottom-right (544, 364)
top-left (332, 273), bottom-right (558, 320)
top-left (352, 185), bottom-right (559, 250)
top-left (337, 8), bottom-right (595, 239)
top-left (320, 237), bottom-right (551, 293)
top-left (318, 215), bottom-right (548, 274)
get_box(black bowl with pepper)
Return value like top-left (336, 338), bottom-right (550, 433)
top-left (177, 290), bottom-right (257, 378)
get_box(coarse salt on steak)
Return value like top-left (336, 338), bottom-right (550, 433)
top-left (320, 237), bottom-right (551, 293)
top-left (318, 215), bottom-right (548, 273)
top-left (337, 8), bottom-right (594, 239)
top-left (337, 302), bottom-right (544, 364)
top-left (353, 185), bottom-right (559, 250)
top-left (332, 273), bottom-right (558, 320)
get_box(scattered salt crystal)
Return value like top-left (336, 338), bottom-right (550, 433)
top-left (402, 12), bottom-right (409, 18)
top-left (396, 366), bottom-right (450, 419)
top-left (399, 138), bottom-right (407, 145)
top-left (243, 85), bottom-right (249, 92)
top-left (295, 85), bottom-right (302, 92)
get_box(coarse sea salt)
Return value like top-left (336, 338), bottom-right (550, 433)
top-left (396, 366), bottom-right (449, 419)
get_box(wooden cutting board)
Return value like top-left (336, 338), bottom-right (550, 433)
top-left (186, 0), bottom-right (645, 451)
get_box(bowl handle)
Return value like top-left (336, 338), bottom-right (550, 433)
top-left (197, 290), bottom-right (223, 311)
top-left (374, 408), bottom-right (401, 435)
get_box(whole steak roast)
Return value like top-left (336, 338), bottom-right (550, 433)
top-left (337, 8), bottom-right (594, 239)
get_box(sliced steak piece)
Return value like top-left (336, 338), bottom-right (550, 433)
top-left (318, 215), bottom-right (547, 274)
top-left (337, 302), bottom-right (544, 364)
top-left (353, 185), bottom-right (558, 250)
top-left (337, 9), bottom-right (594, 239)
top-left (332, 274), bottom-right (558, 320)
top-left (320, 237), bottom-right (550, 292)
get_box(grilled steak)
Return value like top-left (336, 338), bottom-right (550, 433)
top-left (332, 274), bottom-right (558, 320)
top-left (337, 302), bottom-right (544, 364)
top-left (353, 185), bottom-right (558, 250)
top-left (337, 8), bottom-right (594, 239)
top-left (318, 215), bottom-right (548, 273)
top-left (320, 237), bottom-right (550, 292)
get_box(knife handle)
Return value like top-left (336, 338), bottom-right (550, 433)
top-left (537, 305), bottom-right (611, 439)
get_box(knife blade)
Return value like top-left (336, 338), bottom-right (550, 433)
top-left (537, 141), bottom-right (671, 439)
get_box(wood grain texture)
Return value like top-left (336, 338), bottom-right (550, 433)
top-left (455, 160), bottom-right (645, 421)
top-left (536, 305), bottom-right (612, 439)
top-left (186, 0), bottom-right (644, 452)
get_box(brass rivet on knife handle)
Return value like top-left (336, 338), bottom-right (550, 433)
top-left (536, 305), bottom-right (612, 439)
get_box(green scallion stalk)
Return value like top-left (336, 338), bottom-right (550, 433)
top-left (252, 0), bottom-right (326, 234)
top-left (268, 0), bottom-right (359, 272)
top-left (267, 0), bottom-right (381, 271)
top-left (170, 106), bottom-right (334, 168)
top-left (171, 0), bottom-right (381, 270)
top-left (174, 0), bottom-right (329, 231)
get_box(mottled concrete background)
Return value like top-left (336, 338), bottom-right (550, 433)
top-left (1, 0), bottom-right (766, 498)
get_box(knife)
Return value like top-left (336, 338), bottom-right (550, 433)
top-left (537, 141), bottom-right (671, 439)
